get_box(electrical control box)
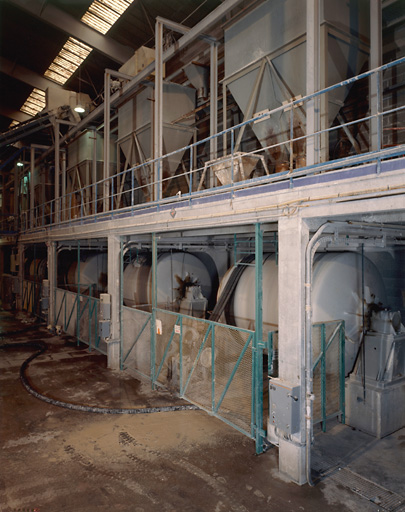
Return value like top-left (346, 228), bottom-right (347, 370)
top-left (99, 294), bottom-right (111, 339)
top-left (100, 293), bottom-right (111, 321)
top-left (269, 379), bottom-right (301, 435)
top-left (99, 320), bottom-right (110, 339)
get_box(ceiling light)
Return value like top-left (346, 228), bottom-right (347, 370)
top-left (16, 161), bottom-right (24, 167)
top-left (74, 105), bottom-right (85, 113)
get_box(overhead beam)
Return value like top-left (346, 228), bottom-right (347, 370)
top-left (8, 0), bottom-right (134, 64)
top-left (0, 106), bottom-right (31, 123)
top-left (0, 56), bottom-right (63, 91)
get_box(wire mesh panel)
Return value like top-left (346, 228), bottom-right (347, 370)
top-left (154, 310), bottom-right (180, 389)
top-left (55, 288), bottom-right (77, 336)
top-left (312, 320), bottom-right (345, 429)
top-left (181, 316), bottom-right (214, 410)
top-left (77, 296), bottom-right (100, 351)
top-left (150, 310), bottom-right (257, 439)
top-left (212, 324), bottom-right (253, 435)
top-left (121, 306), bottom-right (152, 379)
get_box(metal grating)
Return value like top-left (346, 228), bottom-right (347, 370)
top-left (332, 468), bottom-right (405, 512)
top-left (312, 452), bottom-right (405, 512)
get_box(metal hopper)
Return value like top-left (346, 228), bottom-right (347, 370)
top-left (224, 0), bottom-right (370, 167)
top-left (118, 82), bottom-right (195, 199)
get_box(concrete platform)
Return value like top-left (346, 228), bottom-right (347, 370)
top-left (1, 311), bottom-right (404, 512)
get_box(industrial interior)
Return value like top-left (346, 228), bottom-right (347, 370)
top-left (0, 0), bottom-right (404, 509)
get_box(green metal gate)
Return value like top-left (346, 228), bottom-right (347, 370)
top-left (54, 287), bottom-right (102, 352)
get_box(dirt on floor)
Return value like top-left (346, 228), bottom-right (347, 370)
top-left (0, 311), bottom-right (403, 512)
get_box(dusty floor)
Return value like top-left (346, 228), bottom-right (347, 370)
top-left (0, 311), bottom-right (404, 512)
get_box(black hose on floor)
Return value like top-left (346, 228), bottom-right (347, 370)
top-left (0, 341), bottom-right (199, 414)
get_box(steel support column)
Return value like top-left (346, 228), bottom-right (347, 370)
top-left (306, 0), bottom-right (320, 166)
top-left (254, 223), bottom-right (264, 453)
top-left (47, 241), bottom-right (56, 327)
top-left (210, 42), bottom-right (218, 162)
top-left (275, 216), bottom-right (309, 484)
top-left (103, 71), bottom-right (111, 212)
top-left (30, 146), bottom-right (35, 229)
top-left (151, 232), bottom-right (158, 387)
top-left (54, 122), bottom-right (60, 223)
top-left (107, 234), bottom-right (121, 369)
top-left (370, 0), bottom-right (382, 152)
top-left (17, 243), bottom-right (24, 311)
top-left (61, 148), bottom-right (66, 221)
top-left (154, 20), bottom-right (164, 203)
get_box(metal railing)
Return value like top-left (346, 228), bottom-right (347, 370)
top-left (17, 56), bottom-right (405, 232)
top-left (312, 320), bottom-right (345, 431)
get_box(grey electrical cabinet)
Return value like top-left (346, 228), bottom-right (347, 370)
top-left (269, 379), bottom-right (301, 435)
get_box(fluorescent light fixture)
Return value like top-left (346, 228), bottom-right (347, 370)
top-left (74, 105), bottom-right (86, 113)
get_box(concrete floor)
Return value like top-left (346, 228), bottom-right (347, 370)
top-left (1, 311), bottom-right (404, 512)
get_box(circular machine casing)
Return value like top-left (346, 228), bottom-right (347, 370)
top-left (123, 252), bottom-right (213, 311)
top-left (65, 253), bottom-right (108, 296)
top-left (219, 252), bottom-right (387, 374)
top-left (27, 258), bottom-right (47, 281)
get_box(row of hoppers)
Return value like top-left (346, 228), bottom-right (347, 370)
top-left (26, 250), bottom-right (388, 376)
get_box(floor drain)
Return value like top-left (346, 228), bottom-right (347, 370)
top-left (313, 453), bottom-right (405, 512)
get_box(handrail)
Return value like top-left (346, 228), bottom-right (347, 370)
top-left (16, 56), bottom-right (405, 233)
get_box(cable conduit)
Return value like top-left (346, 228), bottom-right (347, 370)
top-left (0, 340), bottom-right (198, 415)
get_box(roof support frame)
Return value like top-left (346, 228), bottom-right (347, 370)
top-left (7, 0), bottom-right (134, 64)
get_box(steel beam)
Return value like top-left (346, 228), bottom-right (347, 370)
top-left (8, 0), bottom-right (133, 64)
top-left (0, 56), bottom-right (63, 92)
top-left (0, 105), bottom-right (31, 123)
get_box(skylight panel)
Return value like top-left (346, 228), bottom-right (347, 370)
top-left (43, 69), bottom-right (66, 85)
top-left (54, 56), bottom-right (79, 74)
top-left (59, 49), bottom-right (84, 67)
top-left (81, 11), bottom-right (111, 35)
top-left (18, 0), bottom-right (133, 118)
top-left (64, 38), bottom-right (92, 59)
top-left (81, 0), bottom-right (134, 35)
top-left (20, 88), bottom-right (46, 117)
top-left (44, 37), bottom-right (92, 86)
